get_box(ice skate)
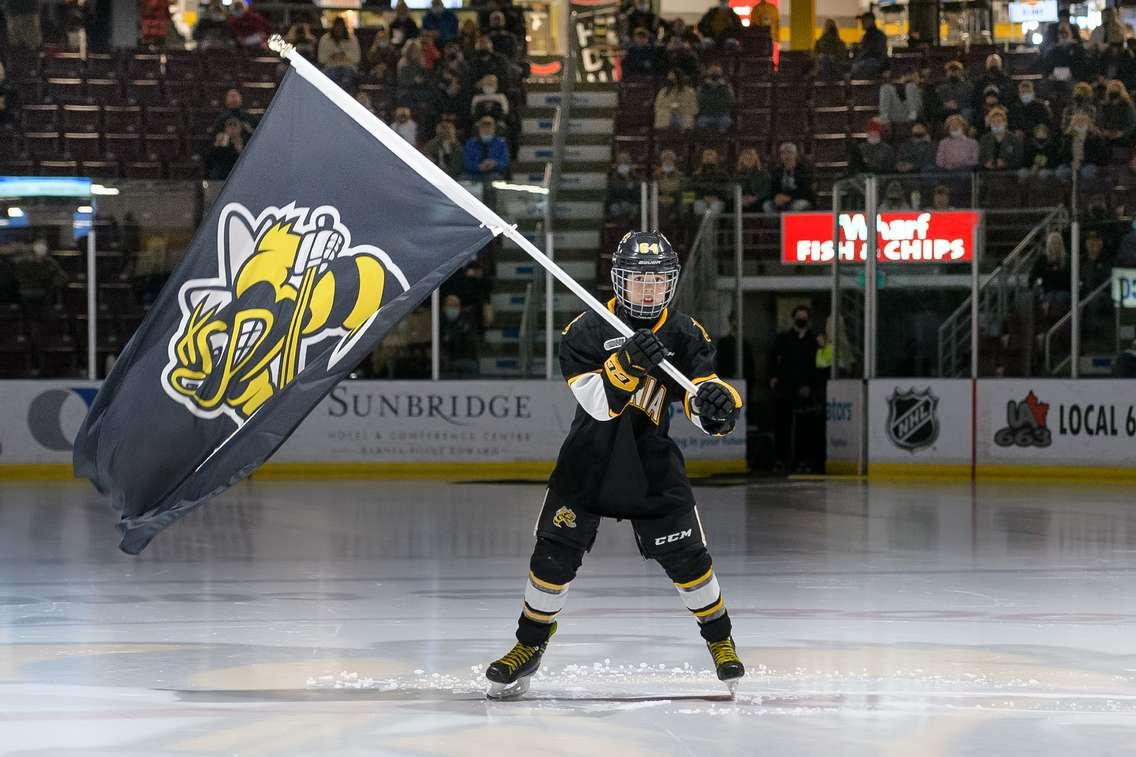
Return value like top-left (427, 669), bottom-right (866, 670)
top-left (485, 623), bottom-right (556, 700)
top-left (707, 636), bottom-right (744, 697)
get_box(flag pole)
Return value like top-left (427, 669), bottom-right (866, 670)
top-left (267, 37), bottom-right (700, 397)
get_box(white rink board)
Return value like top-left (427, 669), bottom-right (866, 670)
top-left (0, 380), bottom-right (745, 466)
top-left (825, 379), bottom-right (864, 474)
top-left (867, 379), bottom-right (972, 468)
top-left (977, 379), bottom-right (1136, 470)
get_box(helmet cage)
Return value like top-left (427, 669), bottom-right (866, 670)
top-left (610, 264), bottom-right (680, 319)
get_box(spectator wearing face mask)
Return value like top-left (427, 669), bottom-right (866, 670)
top-left (1062, 81), bottom-right (1097, 132)
top-left (814, 18), bottom-right (848, 80)
top-left (469, 35), bottom-right (510, 86)
top-left (1021, 123), bottom-right (1062, 178)
top-left (697, 0), bottom-right (743, 49)
top-left (879, 180), bottom-right (910, 210)
top-left (850, 12), bottom-right (889, 79)
top-left (654, 71), bottom-right (697, 130)
top-left (979, 107), bottom-right (1023, 171)
top-left (690, 147), bottom-right (732, 214)
top-left (14, 239), bottom-right (67, 307)
top-left (896, 122), bottom-right (936, 173)
top-left (769, 304), bottom-right (822, 473)
top-left (391, 106), bottom-right (418, 146)
top-left (487, 10), bottom-right (519, 60)
top-left (464, 116), bottom-right (509, 181)
top-left (696, 64), bottom-right (734, 132)
top-left (433, 72), bottom-right (469, 133)
top-left (1096, 79), bottom-right (1136, 148)
top-left (440, 293), bottom-right (480, 377)
top-left (878, 70), bottom-right (922, 126)
top-left (368, 30), bottom-right (399, 85)
top-left (226, 0), bottom-right (271, 50)
top-left (206, 118), bottom-right (245, 179)
top-left (470, 73), bottom-right (510, 125)
top-left (623, 27), bottom-right (663, 76)
top-left (623, 0), bottom-right (659, 39)
top-left (1044, 22), bottom-right (1087, 82)
top-left (318, 17), bottom-right (362, 92)
top-left (936, 114), bottom-right (979, 172)
top-left (422, 0), bottom-right (459, 44)
top-left (653, 149), bottom-right (685, 213)
top-left (1058, 112), bottom-right (1108, 181)
top-left (851, 117), bottom-right (896, 174)
top-left (607, 150), bottom-right (642, 220)
top-left (929, 183), bottom-right (953, 210)
top-left (972, 54), bottom-right (1013, 115)
top-left (764, 142), bottom-right (815, 213)
top-left (1009, 80), bottom-right (1053, 137)
top-left (937, 61), bottom-right (975, 125)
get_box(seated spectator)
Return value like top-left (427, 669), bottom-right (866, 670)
top-left (469, 35), bottom-right (510, 86)
top-left (423, 120), bottom-right (465, 178)
top-left (654, 149), bottom-right (686, 214)
top-left (879, 71), bottom-right (922, 126)
top-left (285, 15), bottom-right (319, 59)
top-left (697, 0), bottom-right (743, 49)
top-left (226, 0), bottom-right (271, 50)
top-left (1021, 123), bottom-right (1062, 178)
top-left (391, 106), bottom-right (418, 146)
top-left (937, 61), bottom-right (974, 125)
top-left (814, 18), bottom-right (848, 80)
top-left (764, 142), bottom-right (815, 213)
top-left (0, 62), bottom-right (15, 127)
top-left (1088, 7), bottom-right (1126, 53)
top-left (433, 72), bottom-right (470, 133)
top-left (420, 30), bottom-right (442, 70)
top-left (458, 18), bottom-right (480, 58)
top-left (464, 116), bottom-right (509, 181)
top-left (689, 147), bottom-right (732, 214)
top-left (487, 11), bottom-right (519, 60)
top-left (1061, 81), bottom-right (1097, 132)
top-left (936, 114), bottom-right (979, 172)
top-left (623, 27), bottom-right (663, 77)
top-left (1096, 42), bottom-right (1136, 90)
top-left (977, 85), bottom-right (1005, 131)
top-left (662, 36), bottom-right (700, 81)
top-left (696, 64), bottom-right (734, 132)
top-left (470, 73), bottom-right (510, 124)
top-left (623, 0), bottom-right (659, 40)
top-left (929, 183), bottom-right (952, 210)
top-left (1096, 79), bottom-right (1136, 148)
top-left (654, 71), bottom-right (697, 130)
top-left (912, 68), bottom-right (944, 128)
top-left (979, 107), bottom-right (1023, 171)
top-left (423, 0), bottom-right (459, 45)
top-left (194, 0), bottom-right (233, 51)
top-left (318, 17), bottom-right (362, 92)
top-left (879, 180), bottom-right (911, 210)
top-left (896, 122), bottom-right (936, 173)
top-left (206, 118), bottom-right (245, 180)
top-left (209, 89), bottom-right (257, 139)
top-left (440, 39), bottom-right (470, 79)
top-left (972, 54), bottom-right (1013, 114)
top-left (397, 40), bottom-right (432, 110)
top-left (851, 117), bottom-right (896, 174)
top-left (440, 293), bottom-right (480, 377)
top-left (735, 147), bottom-right (771, 211)
top-left (1032, 230), bottom-right (1071, 316)
top-left (606, 150), bottom-right (642, 220)
top-left (368, 30), bottom-right (399, 84)
top-left (1081, 230), bottom-right (1112, 293)
top-left (1008, 80), bottom-right (1053, 137)
top-left (1044, 23), bottom-right (1086, 82)
top-left (1058, 112), bottom-right (1108, 181)
top-left (851, 12), bottom-right (888, 79)
top-left (390, 1), bottom-right (420, 47)
top-left (13, 239), bottom-right (66, 307)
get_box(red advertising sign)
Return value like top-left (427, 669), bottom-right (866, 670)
top-left (781, 211), bottom-right (981, 265)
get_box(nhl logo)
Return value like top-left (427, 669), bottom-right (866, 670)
top-left (885, 387), bottom-right (939, 452)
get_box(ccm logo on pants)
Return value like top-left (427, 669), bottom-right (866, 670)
top-left (655, 529), bottom-right (693, 546)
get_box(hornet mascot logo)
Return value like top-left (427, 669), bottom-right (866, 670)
top-left (162, 203), bottom-right (409, 426)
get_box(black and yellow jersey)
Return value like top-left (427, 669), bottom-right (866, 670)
top-left (548, 299), bottom-right (742, 519)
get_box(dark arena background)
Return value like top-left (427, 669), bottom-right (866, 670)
top-left (1, 1), bottom-right (1135, 755)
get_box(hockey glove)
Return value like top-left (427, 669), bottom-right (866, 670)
top-left (694, 381), bottom-right (741, 434)
top-left (619, 328), bottom-right (668, 378)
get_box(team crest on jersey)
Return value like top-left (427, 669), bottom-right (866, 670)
top-left (162, 202), bottom-right (410, 426)
top-left (552, 506), bottom-right (577, 528)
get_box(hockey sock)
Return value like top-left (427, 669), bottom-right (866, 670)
top-left (516, 537), bottom-right (581, 645)
top-left (671, 561), bottom-right (733, 642)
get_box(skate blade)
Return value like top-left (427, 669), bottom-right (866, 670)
top-left (724, 678), bottom-right (740, 698)
top-left (486, 674), bottom-right (531, 700)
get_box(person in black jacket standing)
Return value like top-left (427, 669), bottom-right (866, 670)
top-left (484, 231), bottom-right (745, 699)
top-left (769, 304), bottom-right (821, 472)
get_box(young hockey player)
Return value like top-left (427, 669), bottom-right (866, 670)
top-left (485, 230), bottom-right (745, 698)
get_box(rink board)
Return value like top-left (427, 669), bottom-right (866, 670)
top-left (0, 380), bottom-right (746, 478)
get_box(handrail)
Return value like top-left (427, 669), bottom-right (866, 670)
top-left (1044, 276), bottom-right (1111, 376)
top-left (672, 207), bottom-right (720, 306)
top-left (517, 280), bottom-right (536, 374)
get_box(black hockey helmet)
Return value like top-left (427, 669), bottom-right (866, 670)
top-left (610, 230), bottom-right (681, 319)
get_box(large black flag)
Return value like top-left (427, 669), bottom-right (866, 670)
top-left (74, 64), bottom-right (498, 553)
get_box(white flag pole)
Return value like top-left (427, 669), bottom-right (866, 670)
top-left (268, 37), bottom-right (701, 396)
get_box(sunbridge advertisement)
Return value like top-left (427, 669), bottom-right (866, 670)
top-left (781, 211), bottom-right (980, 265)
